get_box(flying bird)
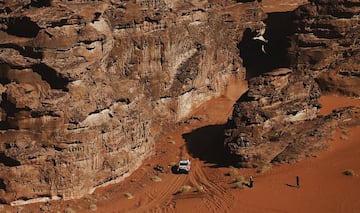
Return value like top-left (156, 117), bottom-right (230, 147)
top-left (252, 27), bottom-right (268, 53)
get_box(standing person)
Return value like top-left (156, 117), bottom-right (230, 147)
top-left (296, 176), bottom-right (300, 188)
top-left (249, 176), bottom-right (254, 188)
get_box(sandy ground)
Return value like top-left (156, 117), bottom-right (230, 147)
top-left (58, 81), bottom-right (359, 213)
top-left (262, 0), bottom-right (309, 13)
top-left (3, 1), bottom-right (360, 212)
top-left (2, 78), bottom-right (359, 213)
top-left (2, 87), bottom-right (359, 213)
top-left (13, 80), bottom-right (355, 213)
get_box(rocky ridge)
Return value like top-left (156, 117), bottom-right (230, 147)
top-left (224, 0), bottom-right (360, 167)
top-left (0, 0), bottom-right (266, 204)
top-left (291, 0), bottom-right (360, 96)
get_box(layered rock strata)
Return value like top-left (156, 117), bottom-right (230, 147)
top-left (290, 0), bottom-right (360, 96)
top-left (0, 0), bottom-right (265, 204)
top-left (225, 69), bottom-right (321, 167)
top-left (224, 0), bottom-right (360, 167)
top-left (225, 68), bottom-right (360, 167)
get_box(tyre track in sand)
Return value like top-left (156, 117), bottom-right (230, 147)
top-left (132, 173), bottom-right (187, 213)
top-left (188, 163), bottom-right (234, 213)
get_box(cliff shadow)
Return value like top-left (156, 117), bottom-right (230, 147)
top-left (238, 11), bottom-right (295, 79)
top-left (183, 124), bottom-right (231, 167)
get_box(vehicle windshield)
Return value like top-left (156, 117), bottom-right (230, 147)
top-left (180, 162), bottom-right (188, 166)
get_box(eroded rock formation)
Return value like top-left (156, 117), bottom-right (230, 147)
top-left (225, 69), bottom-right (321, 167)
top-left (0, 0), bottom-right (265, 204)
top-left (291, 0), bottom-right (360, 96)
top-left (224, 0), bottom-right (360, 167)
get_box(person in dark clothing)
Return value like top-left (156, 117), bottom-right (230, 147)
top-left (296, 176), bottom-right (300, 188)
top-left (249, 176), bottom-right (254, 188)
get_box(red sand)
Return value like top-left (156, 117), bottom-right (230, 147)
top-left (67, 87), bottom-right (359, 213)
top-left (3, 80), bottom-right (359, 213)
top-left (262, 0), bottom-right (308, 13)
top-left (319, 95), bottom-right (360, 115)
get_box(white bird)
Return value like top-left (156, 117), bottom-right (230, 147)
top-left (261, 45), bottom-right (266, 54)
top-left (252, 35), bottom-right (268, 43)
top-left (257, 27), bottom-right (266, 36)
top-left (252, 27), bottom-right (268, 54)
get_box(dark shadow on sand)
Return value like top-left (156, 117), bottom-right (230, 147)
top-left (183, 124), bottom-right (231, 167)
top-left (286, 183), bottom-right (299, 188)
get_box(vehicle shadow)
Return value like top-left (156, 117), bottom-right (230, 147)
top-left (171, 165), bottom-right (189, 175)
top-left (182, 124), bottom-right (231, 167)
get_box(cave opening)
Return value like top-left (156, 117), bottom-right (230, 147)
top-left (31, 64), bottom-right (69, 91)
top-left (0, 178), bottom-right (5, 191)
top-left (5, 17), bottom-right (41, 38)
top-left (238, 11), bottom-right (296, 79)
top-left (0, 63), bottom-right (11, 85)
top-left (1, 93), bottom-right (20, 117)
top-left (0, 152), bottom-right (21, 167)
top-left (0, 93), bottom-right (22, 130)
top-left (0, 44), bottom-right (43, 60)
top-left (29, 0), bottom-right (52, 8)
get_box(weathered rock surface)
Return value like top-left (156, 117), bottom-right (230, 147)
top-left (0, 0), bottom-right (265, 204)
top-left (225, 69), bottom-right (322, 167)
top-left (290, 0), bottom-right (360, 96)
top-left (224, 68), bottom-right (360, 167)
top-left (224, 0), bottom-right (360, 168)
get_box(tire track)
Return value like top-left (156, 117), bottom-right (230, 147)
top-left (189, 164), bottom-right (234, 213)
top-left (131, 174), bottom-right (186, 213)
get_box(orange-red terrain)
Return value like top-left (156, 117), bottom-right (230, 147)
top-left (2, 0), bottom-right (360, 212)
top-left (83, 91), bottom-right (360, 213)
top-left (3, 79), bottom-right (359, 213)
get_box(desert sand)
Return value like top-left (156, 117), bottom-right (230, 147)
top-left (2, 0), bottom-right (360, 212)
top-left (3, 78), bottom-right (359, 213)
top-left (2, 84), bottom-right (359, 213)
top-left (48, 81), bottom-right (357, 213)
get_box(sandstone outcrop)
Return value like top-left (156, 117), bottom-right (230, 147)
top-left (225, 69), bottom-right (321, 167)
top-left (290, 0), bottom-right (360, 96)
top-left (0, 0), bottom-right (266, 204)
top-left (224, 0), bottom-right (360, 167)
top-left (224, 67), bottom-right (360, 167)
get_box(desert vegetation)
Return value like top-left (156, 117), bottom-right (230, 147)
top-left (343, 169), bottom-right (355, 176)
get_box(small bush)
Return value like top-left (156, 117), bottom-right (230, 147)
top-left (89, 204), bottom-right (97, 211)
top-left (257, 163), bottom-right (272, 174)
top-left (151, 175), bottom-right (162, 182)
top-left (195, 185), bottom-right (205, 193)
top-left (123, 192), bottom-right (134, 199)
top-left (234, 176), bottom-right (245, 183)
top-left (225, 167), bottom-right (238, 176)
top-left (340, 134), bottom-right (348, 141)
top-left (64, 207), bottom-right (76, 213)
top-left (178, 185), bottom-right (192, 193)
top-left (234, 181), bottom-right (245, 189)
top-left (343, 169), bottom-right (355, 176)
top-left (341, 129), bottom-right (348, 135)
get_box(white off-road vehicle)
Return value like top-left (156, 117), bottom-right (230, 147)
top-left (178, 159), bottom-right (191, 174)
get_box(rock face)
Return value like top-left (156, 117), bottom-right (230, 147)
top-left (0, 0), bottom-right (265, 204)
top-left (291, 0), bottom-right (360, 96)
top-left (224, 0), bottom-right (360, 167)
top-left (225, 69), bottom-right (322, 167)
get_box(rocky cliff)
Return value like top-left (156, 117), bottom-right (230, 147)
top-left (224, 0), bottom-right (360, 168)
top-left (0, 0), bottom-right (266, 204)
top-left (291, 0), bottom-right (360, 96)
